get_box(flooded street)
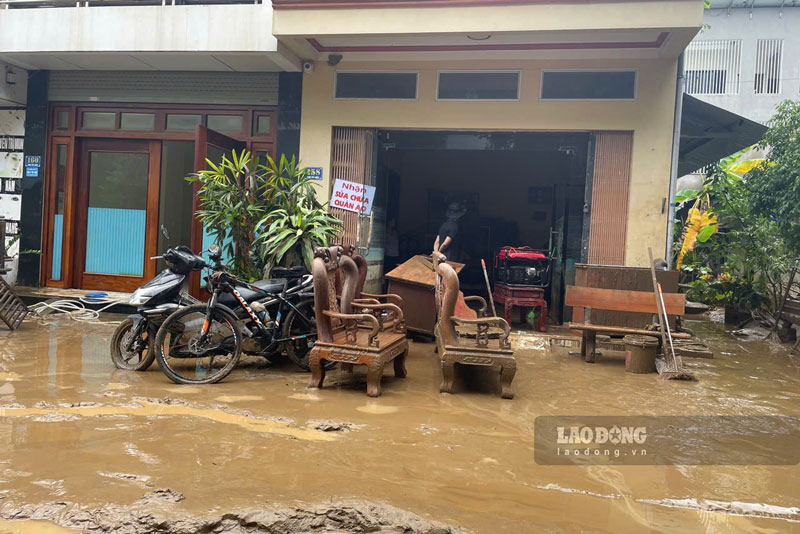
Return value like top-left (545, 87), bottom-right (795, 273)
top-left (0, 316), bottom-right (798, 533)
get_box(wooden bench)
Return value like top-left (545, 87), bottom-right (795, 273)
top-left (565, 285), bottom-right (687, 363)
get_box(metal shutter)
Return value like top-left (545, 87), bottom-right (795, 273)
top-left (329, 127), bottom-right (376, 247)
top-left (48, 71), bottom-right (279, 106)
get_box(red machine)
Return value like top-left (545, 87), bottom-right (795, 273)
top-left (492, 246), bottom-right (551, 332)
top-left (494, 246), bottom-right (551, 288)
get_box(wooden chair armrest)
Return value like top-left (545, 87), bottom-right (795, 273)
top-left (361, 292), bottom-right (404, 308)
top-left (451, 316), bottom-right (511, 349)
top-left (323, 310), bottom-right (380, 347)
top-left (463, 295), bottom-right (488, 316)
top-left (354, 302), bottom-right (407, 334)
top-left (353, 297), bottom-right (381, 305)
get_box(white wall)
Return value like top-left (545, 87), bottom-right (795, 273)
top-left (690, 7), bottom-right (800, 124)
top-left (0, 63), bottom-right (26, 284)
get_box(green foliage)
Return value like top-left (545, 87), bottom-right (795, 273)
top-left (189, 150), bottom-right (270, 280)
top-left (256, 156), bottom-right (342, 272)
top-left (190, 151), bottom-right (342, 280)
top-left (674, 145), bottom-right (793, 316)
top-left (746, 100), bottom-right (800, 254)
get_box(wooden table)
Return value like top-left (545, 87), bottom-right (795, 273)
top-left (385, 255), bottom-right (464, 335)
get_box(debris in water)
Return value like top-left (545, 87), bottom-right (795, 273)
top-left (307, 419), bottom-right (361, 432)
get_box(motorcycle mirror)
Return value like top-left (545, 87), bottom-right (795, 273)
top-left (208, 244), bottom-right (220, 256)
top-left (160, 224), bottom-right (170, 243)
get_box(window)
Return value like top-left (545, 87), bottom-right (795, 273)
top-left (120, 113), bottom-right (155, 130)
top-left (684, 40), bottom-right (742, 95)
top-left (541, 71), bottom-right (636, 100)
top-left (82, 112), bottom-right (116, 129)
top-left (335, 72), bottom-right (418, 100)
top-left (166, 114), bottom-right (202, 131)
top-left (207, 115), bottom-right (244, 132)
top-left (437, 71), bottom-right (520, 100)
top-left (754, 39), bottom-right (783, 94)
top-left (55, 111), bottom-right (70, 130)
top-left (254, 114), bottom-right (272, 135)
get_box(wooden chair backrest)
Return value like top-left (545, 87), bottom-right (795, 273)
top-left (436, 260), bottom-right (462, 347)
top-left (336, 244), bottom-right (368, 298)
top-left (565, 285), bottom-right (685, 316)
top-left (433, 251), bottom-right (477, 322)
top-left (312, 245), bottom-right (359, 343)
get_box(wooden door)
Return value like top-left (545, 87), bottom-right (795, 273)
top-left (73, 139), bottom-right (161, 292)
top-left (189, 125), bottom-right (247, 296)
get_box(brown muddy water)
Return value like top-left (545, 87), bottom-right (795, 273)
top-left (0, 315), bottom-right (798, 533)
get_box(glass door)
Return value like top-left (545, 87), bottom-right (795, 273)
top-left (74, 139), bottom-right (160, 292)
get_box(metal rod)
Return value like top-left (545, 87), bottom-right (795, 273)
top-left (481, 259), bottom-right (497, 318)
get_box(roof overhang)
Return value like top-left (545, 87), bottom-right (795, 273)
top-left (678, 94), bottom-right (768, 175)
top-left (273, 0), bottom-right (704, 61)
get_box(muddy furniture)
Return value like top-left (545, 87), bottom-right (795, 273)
top-left (573, 264), bottom-right (680, 329)
top-left (345, 245), bottom-right (405, 330)
top-left (385, 255), bottom-right (464, 335)
top-left (308, 246), bottom-right (408, 397)
top-left (565, 285), bottom-right (687, 363)
top-left (0, 219), bottom-right (27, 331)
top-left (492, 284), bottom-right (548, 332)
top-left (435, 258), bottom-right (516, 399)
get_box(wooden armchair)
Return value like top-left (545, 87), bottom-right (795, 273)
top-left (434, 254), bottom-right (516, 399)
top-left (308, 246), bottom-right (409, 397)
top-left (341, 245), bottom-right (405, 327)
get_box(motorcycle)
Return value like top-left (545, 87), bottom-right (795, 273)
top-left (110, 246), bottom-right (205, 371)
top-left (111, 246), bottom-right (316, 374)
top-left (152, 244), bottom-right (324, 385)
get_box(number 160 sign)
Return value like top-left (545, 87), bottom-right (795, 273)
top-left (331, 179), bottom-right (376, 215)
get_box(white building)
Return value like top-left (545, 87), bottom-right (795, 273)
top-left (685, 0), bottom-right (800, 124)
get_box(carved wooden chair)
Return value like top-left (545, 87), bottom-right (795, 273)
top-left (308, 246), bottom-right (409, 397)
top-left (341, 244), bottom-right (405, 324)
top-left (434, 253), bottom-right (516, 399)
top-left (432, 252), bottom-right (500, 340)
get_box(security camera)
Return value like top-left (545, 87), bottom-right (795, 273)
top-left (327, 54), bottom-right (343, 67)
top-left (302, 61), bottom-right (315, 73)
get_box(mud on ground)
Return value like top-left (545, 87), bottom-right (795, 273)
top-left (0, 317), bottom-right (798, 533)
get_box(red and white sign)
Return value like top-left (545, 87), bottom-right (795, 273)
top-left (330, 179), bottom-right (376, 215)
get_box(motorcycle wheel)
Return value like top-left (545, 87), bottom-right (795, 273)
top-left (282, 298), bottom-right (335, 371)
top-left (110, 318), bottom-right (155, 371)
top-left (154, 304), bottom-right (242, 385)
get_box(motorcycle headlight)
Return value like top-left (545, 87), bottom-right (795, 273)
top-left (129, 289), bottom-right (148, 306)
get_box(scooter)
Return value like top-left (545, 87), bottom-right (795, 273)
top-left (110, 245), bottom-right (316, 372)
top-left (110, 246), bottom-right (205, 371)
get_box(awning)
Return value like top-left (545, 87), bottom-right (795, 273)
top-left (678, 94), bottom-right (768, 176)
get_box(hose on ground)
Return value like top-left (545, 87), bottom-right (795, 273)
top-left (27, 295), bottom-right (124, 323)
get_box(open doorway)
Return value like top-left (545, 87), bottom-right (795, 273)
top-left (375, 130), bottom-right (591, 324)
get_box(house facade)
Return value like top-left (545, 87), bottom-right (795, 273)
top-left (1, 0), bottom-right (707, 319)
top-left (685, 0), bottom-right (800, 125)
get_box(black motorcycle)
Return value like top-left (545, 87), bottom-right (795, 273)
top-left (153, 244), bottom-right (323, 385)
top-left (110, 246), bottom-right (205, 371)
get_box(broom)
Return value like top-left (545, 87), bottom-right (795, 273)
top-left (648, 248), bottom-right (697, 381)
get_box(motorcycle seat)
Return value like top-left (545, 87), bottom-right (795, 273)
top-left (219, 279), bottom-right (285, 306)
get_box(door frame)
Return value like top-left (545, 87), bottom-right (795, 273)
top-left (72, 138), bottom-right (161, 292)
top-left (189, 125), bottom-right (247, 296)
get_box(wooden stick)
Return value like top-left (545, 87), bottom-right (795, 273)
top-left (648, 248), bottom-right (676, 370)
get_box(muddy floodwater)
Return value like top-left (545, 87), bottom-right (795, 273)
top-left (0, 316), bottom-right (799, 532)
